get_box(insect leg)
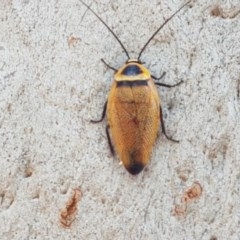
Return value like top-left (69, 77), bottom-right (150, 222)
top-left (154, 78), bottom-right (183, 88)
top-left (151, 72), bottom-right (166, 81)
top-left (106, 125), bottom-right (115, 155)
top-left (101, 59), bottom-right (117, 72)
top-left (91, 101), bottom-right (107, 123)
top-left (160, 106), bottom-right (179, 143)
top-left (152, 73), bottom-right (183, 87)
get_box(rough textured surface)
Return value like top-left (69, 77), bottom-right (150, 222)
top-left (0, 0), bottom-right (240, 239)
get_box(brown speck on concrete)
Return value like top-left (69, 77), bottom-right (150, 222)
top-left (173, 182), bottom-right (202, 216)
top-left (67, 34), bottom-right (81, 47)
top-left (210, 5), bottom-right (240, 19)
top-left (60, 188), bottom-right (82, 228)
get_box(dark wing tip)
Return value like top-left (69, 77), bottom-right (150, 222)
top-left (126, 162), bottom-right (145, 175)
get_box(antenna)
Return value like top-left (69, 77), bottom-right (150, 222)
top-left (80, 0), bottom-right (130, 60)
top-left (137, 1), bottom-right (190, 61)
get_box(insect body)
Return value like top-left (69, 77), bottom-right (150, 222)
top-left (81, 1), bottom-right (190, 174)
top-left (107, 60), bottom-right (160, 174)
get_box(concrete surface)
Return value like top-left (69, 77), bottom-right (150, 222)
top-left (0, 0), bottom-right (240, 239)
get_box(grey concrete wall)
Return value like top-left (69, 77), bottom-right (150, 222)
top-left (0, 0), bottom-right (240, 239)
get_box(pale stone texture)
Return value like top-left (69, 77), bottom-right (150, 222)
top-left (0, 0), bottom-right (240, 239)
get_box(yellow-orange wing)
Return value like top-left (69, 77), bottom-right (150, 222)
top-left (107, 78), bottom-right (160, 174)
